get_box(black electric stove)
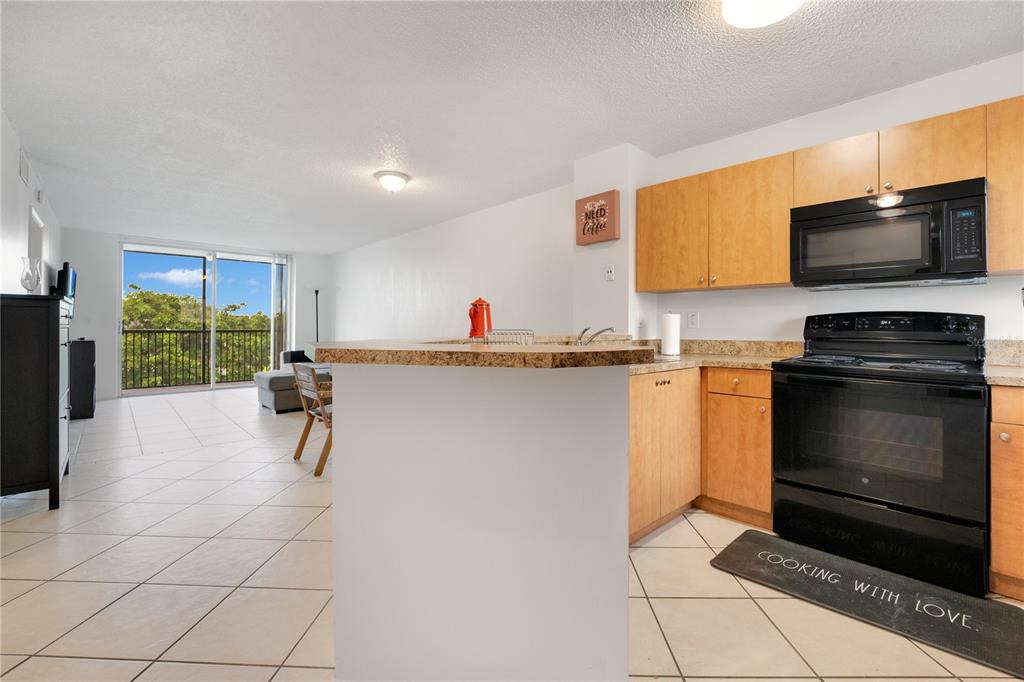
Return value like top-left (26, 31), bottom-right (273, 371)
top-left (772, 311), bottom-right (990, 595)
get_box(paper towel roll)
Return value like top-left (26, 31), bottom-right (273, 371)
top-left (660, 313), bottom-right (681, 356)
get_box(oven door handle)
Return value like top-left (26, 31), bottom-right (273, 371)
top-left (772, 371), bottom-right (988, 402)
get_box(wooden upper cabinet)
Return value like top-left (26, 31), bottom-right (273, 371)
top-left (636, 174), bottom-right (710, 291)
top-left (987, 96), bottom-right (1024, 273)
top-left (794, 132), bottom-right (879, 206)
top-left (708, 153), bottom-right (793, 288)
top-left (878, 106), bottom-right (987, 191)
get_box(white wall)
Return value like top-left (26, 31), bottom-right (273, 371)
top-left (656, 52), bottom-right (1024, 341)
top-left (291, 252), bottom-right (335, 348)
top-left (1, 112), bottom-right (63, 294)
top-left (572, 144), bottom-right (657, 338)
top-left (61, 228), bottom-right (122, 399)
top-left (659, 277), bottom-right (1023, 341)
top-left (333, 185), bottom-right (574, 340)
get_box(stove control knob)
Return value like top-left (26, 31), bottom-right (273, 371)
top-left (960, 319), bottom-right (978, 333)
top-left (938, 316), bottom-right (957, 332)
top-left (823, 317), bottom-right (836, 331)
top-left (808, 320), bottom-right (820, 330)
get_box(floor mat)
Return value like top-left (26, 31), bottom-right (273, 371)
top-left (711, 529), bottom-right (1024, 677)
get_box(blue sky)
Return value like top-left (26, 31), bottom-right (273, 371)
top-left (123, 251), bottom-right (272, 315)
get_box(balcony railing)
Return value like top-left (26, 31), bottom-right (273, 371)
top-left (122, 329), bottom-right (272, 390)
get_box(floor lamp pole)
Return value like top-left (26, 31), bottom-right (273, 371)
top-left (314, 289), bottom-right (320, 343)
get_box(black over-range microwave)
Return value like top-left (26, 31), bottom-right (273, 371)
top-left (790, 178), bottom-right (987, 289)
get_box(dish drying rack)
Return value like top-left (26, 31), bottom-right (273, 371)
top-left (483, 329), bottom-right (535, 345)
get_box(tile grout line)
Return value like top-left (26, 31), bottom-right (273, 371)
top-left (2, 395), bottom-right (332, 672)
top-left (142, 499), bottom-right (332, 668)
top-left (906, 638), bottom-right (963, 678)
top-left (628, 548), bottom-right (684, 679)
top-left (275, 590), bottom-right (334, 676)
top-left (682, 513), bottom-right (824, 682)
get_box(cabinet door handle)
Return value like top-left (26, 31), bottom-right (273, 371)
top-left (732, 378), bottom-right (741, 385)
top-left (710, 275), bottom-right (718, 284)
top-left (865, 185), bottom-right (874, 193)
top-left (759, 405), bottom-right (767, 414)
top-left (883, 181), bottom-right (893, 190)
top-left (1000, 432), bottom-right (1011, 442)
top-left (697, 276), bottom-right (705, 284)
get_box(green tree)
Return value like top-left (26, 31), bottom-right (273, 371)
top-left (122, 285), bottom-right (273, 388)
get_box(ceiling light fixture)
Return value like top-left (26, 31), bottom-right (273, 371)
top-left (722, 0), bottom-right (804, 28)
top-left (374, 170), bottom-right (410, 192)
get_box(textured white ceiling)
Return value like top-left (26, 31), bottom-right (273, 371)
top-left (2, 1), bottom-right (1021, 253)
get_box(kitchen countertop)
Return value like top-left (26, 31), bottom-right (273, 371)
top-left (311, 339), bottom-right (655, 369)
top-left (986, 365), bottom-right (1024, 387)
top-left (629, 353), bottom-right (789, 375)
top-left (634, 355), bottom-right (1024, 387)
top-left (312, 337), bottom-right (1022, 384)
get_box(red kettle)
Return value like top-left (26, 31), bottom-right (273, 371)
top-left (468, 298), bottom-right (493, 338)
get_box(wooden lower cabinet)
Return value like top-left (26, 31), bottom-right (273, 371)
top-left (705, 391), bottom-right (772, 514)
top-left (629, 368), bottom-right (700, 539)
top-left (991, 386), bottom-right (1024, 600)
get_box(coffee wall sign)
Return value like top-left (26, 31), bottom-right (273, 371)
top-left (575, 189), bottom-right (620, 245)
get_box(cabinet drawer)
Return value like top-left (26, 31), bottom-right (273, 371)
top-left (707, 368), bottom-right (771, 399)
top-left (991, 422), bottom-right (1024, 579)
top-left (993, 386), bottom-right (1024, 426)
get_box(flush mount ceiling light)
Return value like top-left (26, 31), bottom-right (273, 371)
top-left (722, 0), bottom-right (805, 28)
top-left (374, 170), bottom-right (410, 192)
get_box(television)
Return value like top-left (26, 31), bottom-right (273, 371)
top-left (54, 262), bottom-right (76, 317)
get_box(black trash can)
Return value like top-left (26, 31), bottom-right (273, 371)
top-left (69, 338), bottom-right (96, 419)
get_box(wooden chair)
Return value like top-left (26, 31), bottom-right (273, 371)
top-left (292, 364), bottom-right (333, 476)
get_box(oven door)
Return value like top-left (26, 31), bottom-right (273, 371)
top-left (792, 203), bottom-right (943, 285)
top-left (772, 372), bottom-right (988, 523)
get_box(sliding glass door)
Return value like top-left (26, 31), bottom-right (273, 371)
top-left (121, 245), bottom-right (288, 392)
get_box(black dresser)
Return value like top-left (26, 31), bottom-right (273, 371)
top-left (1, 294), bottom-right (71, 508)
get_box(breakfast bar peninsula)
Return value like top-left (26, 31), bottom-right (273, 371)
top-left (312, 339), bottom-right (654, 681)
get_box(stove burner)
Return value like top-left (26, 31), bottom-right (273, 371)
top-left (800, 355), bottom-right (864, 365)
top-left (898, 360), bottom-right (969, 373)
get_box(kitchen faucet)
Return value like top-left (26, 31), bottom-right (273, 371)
top-left (576, 327), bottom-right (616, 346)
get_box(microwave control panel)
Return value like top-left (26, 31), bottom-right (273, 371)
top-left (950, 206), bottom-right (984, 261)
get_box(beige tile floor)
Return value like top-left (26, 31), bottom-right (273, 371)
top-left (0, 387), bottom-right (1020, 681)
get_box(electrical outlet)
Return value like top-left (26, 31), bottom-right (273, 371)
top-left (686, 312), bottom-right (701, 329)
top-left (605, 265), bottom-right (615, 282)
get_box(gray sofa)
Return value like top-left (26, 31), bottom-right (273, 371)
top-left (255, 357), bottom-right (331, 413)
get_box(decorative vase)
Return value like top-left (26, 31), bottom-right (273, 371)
top-left (20, 257), bottom-right (40, 294)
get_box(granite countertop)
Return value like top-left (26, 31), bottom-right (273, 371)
top-left (986, 365), bottom-right (1024, 387)
top-left (629, 353), bottom-right (792, 375)
top-left (311, 336), bottom-right (1023, 383)
top-left (311, 339), bottom-right (655, 369)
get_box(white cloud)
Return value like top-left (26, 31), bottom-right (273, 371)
top-left (245, 278), bottom-right (261, 288)
top-left (137, 268), bottom-right (204, 287)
